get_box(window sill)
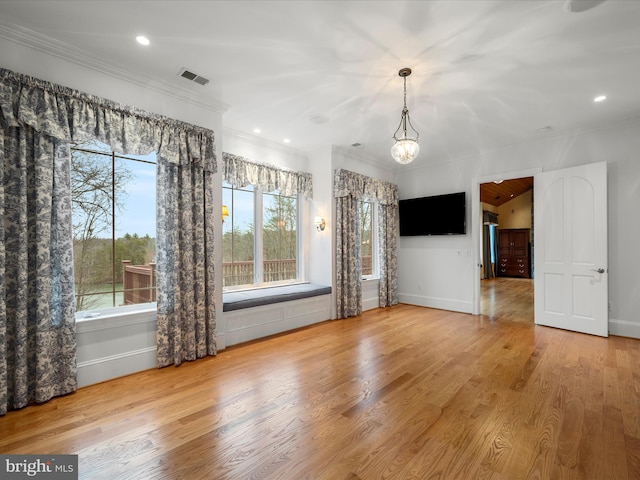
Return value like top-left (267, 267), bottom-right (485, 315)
top-left (76, 303), bottom-right (156, 324)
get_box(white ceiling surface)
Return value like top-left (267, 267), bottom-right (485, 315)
top-left (1, 0), bottom-right (640, 168)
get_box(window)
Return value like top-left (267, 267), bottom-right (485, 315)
top-left (222, 183), bottom-right (255, 287)
top-left (71, 140), bottom-right (156, 312)
top-left (360, 200), bottom-right (376, 278)
top-left (222, 182), bottom-right (299, 288)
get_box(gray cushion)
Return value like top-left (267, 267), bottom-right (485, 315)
top-left (223, 283), bottom-right (331, 312)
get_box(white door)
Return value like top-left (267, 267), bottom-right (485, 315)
top-left (534, 162), bottom-right (608, 336)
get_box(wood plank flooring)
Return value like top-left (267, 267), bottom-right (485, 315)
top-left (2, 278), bottom-right (640, 479)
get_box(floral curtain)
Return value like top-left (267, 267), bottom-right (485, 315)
top-left (378, 203), bottom-right (398, 307)
top-left (0, 127), bottom-right (77, 416)
top-left (156, 159), bottom-right (217, 367)
top-left (335, 196), bottom-right (362, 318)
top-left (222, 152), bottom-right (313, 198)
top-left (0, 68), bottom-right (217, 413)
top-left (333, 169), bottom-right (399, 318)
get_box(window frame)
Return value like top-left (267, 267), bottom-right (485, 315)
top-left (222, 182), bottom-right (302, 291)
top-left (70, 141), bottom-right (157, 317)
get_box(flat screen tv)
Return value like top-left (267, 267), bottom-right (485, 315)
top-left (399, 192), bottom-right (466, 236)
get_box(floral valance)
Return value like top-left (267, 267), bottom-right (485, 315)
top-left (222, 152), bottom-right (313, 199)
top-left (333, 168), bottom-right (398, 205)
top-left (0, 68), bottom-right (216, 171)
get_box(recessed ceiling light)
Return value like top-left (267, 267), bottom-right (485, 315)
top-left (283, 138), bottom-right (291, 144)
top-left (136, 35), bottom-right (150, 46)
top-left (253, 128), bottom-right (262, 134)
top-left (594, 95), bottom-right (607, 102)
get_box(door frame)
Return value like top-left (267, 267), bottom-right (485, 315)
top-left (471, 167), bottom-right (541, 315)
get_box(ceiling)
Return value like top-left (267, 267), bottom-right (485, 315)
top-left (480, 177), bottom-right (534, 207)
top-left (1, 0), bottom-right (639, 169)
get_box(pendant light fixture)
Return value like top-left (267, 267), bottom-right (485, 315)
top-left (391, 67), bottom-right (420, 165)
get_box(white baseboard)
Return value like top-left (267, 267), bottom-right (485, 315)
top-left (609, 318), bottom-right (640, 339)
top-left (398, 293), bottom-right (473, 314)
top-left (362, 297), bottom-right (379, 312)
top-left (77, 347), bottom-right (157, 388)
top-left (362, 278), bottom-right (379, 312)
top-left (215, 333), bottom-right (226, 351)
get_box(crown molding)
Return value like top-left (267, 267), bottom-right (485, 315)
top-left (0, 21), bottom-right (230, 114)
top-left (223, 127), bottom-right (307, 157)
top-left (332, 145), bottom-right (398, 174)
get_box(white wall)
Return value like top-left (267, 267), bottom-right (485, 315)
top-left (396, 118), bottom-right (640, 338)
top-left (307, 146), bottom-right (333, 288)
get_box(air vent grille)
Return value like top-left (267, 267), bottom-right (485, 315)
top-left (177, 68), bottom-right (210, 86)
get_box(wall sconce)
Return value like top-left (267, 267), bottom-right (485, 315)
top-left (314, 216), bottom-right (326, 232)
top-left (222, 205), bottom-right (229, 222)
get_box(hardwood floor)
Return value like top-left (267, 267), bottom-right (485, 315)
top-left (2, 278), bottom-right (639, 479)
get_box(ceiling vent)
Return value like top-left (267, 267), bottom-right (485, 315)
top-left (177, 68), bottom-right (210, 86)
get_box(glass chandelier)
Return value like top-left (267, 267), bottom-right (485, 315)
top-left (391, 67), bottom-right (420, 165)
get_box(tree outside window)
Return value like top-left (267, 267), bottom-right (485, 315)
top-left (263, 192), bottom-right (297, 283)
top-left (360, 200), bottom-right (374, 277)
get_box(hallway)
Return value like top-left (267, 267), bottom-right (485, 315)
top-left (481, 277), bottom-right (534, 323)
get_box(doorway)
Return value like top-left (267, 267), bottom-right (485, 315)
top-left (473, 171), bottom-right (538, 318)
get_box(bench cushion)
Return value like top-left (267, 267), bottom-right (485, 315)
top-left (223, 283), bottom-right (332, 312)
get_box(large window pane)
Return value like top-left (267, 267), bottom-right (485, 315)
top-left (71, 141), bottom-right (156, 312)
top-left (116, 157), bottom-right (157, 307)
top-left (222, 183), bottom-right (255, 287)
top-left (263, 191), bottom-right (297, 283)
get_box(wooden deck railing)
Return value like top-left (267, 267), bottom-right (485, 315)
top-left (223, 259), bottom-right (297, 287)
top-left (122, 261), bottom-right (156, 305)
top-left (222, 256), bottom-right (371, 286)
top-left (362, 255), bottom-right (372, 276)
top-left (122, 255), bottom-right (370, 303)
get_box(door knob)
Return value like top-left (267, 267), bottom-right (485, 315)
top-left (591, 268), bottom-right (605, 274)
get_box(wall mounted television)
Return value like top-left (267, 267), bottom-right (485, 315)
top-left (399, 192), bottom-right (466, 236)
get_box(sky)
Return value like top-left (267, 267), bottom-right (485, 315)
top-left (222, 183), bottom-right (255, 235)
top-left (73, 143), bottom-right (282, 240)
top-left (115, 155), bottom-right (157, 238)
top-left (72, 140), bottom-right (157, 239)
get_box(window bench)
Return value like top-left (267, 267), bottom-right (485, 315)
top-left (223, 283), bottom-right (332, 312)
top-left (222, 283), bottom-right (332, 347)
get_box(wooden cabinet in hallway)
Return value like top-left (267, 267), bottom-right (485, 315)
top-left (498, 228), bottom-right (530, 278)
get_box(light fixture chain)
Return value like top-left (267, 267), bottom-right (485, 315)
top-left (403, 75), bottom-right (407, 109)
